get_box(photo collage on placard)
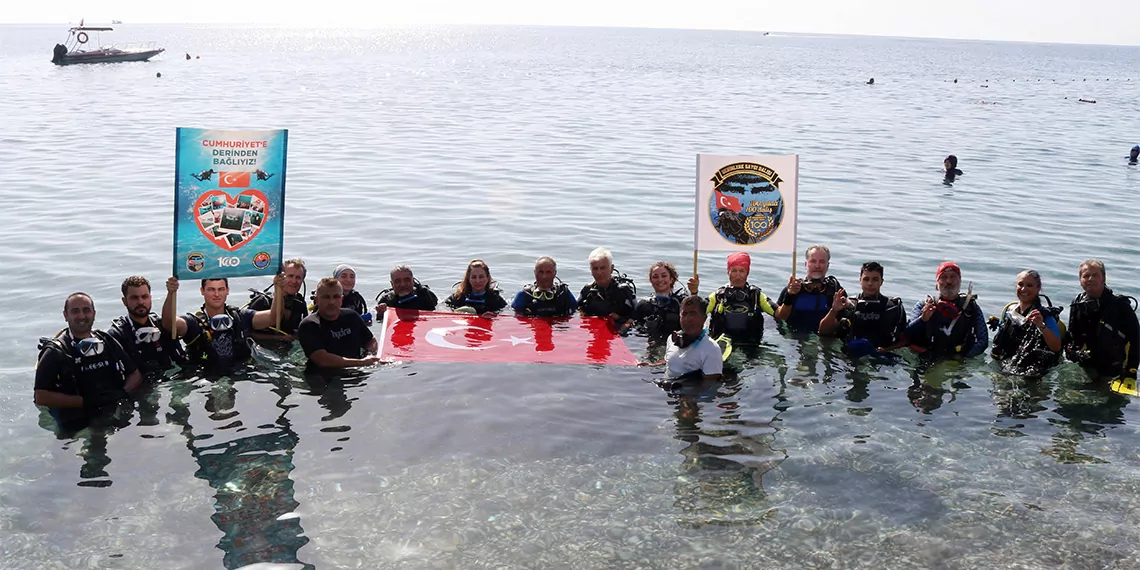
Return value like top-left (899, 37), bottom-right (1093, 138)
top-left (196, 193), bottom-right (267, 248)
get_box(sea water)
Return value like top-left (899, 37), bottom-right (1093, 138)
top-left (1, 24), bottom-right (1139, 569)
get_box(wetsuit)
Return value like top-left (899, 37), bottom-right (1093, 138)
top-left (375, 283), bottom-right (439, 320)
top-left (446, 288), bottom-right (509, 313)
top-left (578, 278), bottom-right (636, 321)
top-left (108, 313), bottom-right (185, 378)
top-left (248, 292), bottom-right (308, 336)
top-left (341, 290), bottom-right (369, 317)
top-left (706, 283), bottom-right (776, 343)
top-left (35, 329), bottom-right (137, 430)
top-left (1065, 287), bottom-right (1139, 379)
top-left (992, 301), bottom-right (1062, 378)
top-left (183, 305), bottom-right (257, 371)
top-left (906, 294), bottom-right (988, 359)
top-left (512, 283), bottom-right (577, 317)
top-left (634, 290), bottom-right (686, 338)
top-left (837, 293), bottom-right (907, 348)
top-left (778, 276), bottom-right (843, 333)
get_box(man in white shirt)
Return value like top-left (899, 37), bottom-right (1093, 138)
top-left (641, 295), bottom-right (723, 382)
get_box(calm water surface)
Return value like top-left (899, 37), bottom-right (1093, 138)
top-left (2, 24), bottom-right (1140, 569)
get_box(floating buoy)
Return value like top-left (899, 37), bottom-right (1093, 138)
top-left (76, 31), bottom-right (88, 44)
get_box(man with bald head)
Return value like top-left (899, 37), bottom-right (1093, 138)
top-left (35, 293), bottom-right (142, 430)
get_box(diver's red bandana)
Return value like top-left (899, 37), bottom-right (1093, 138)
top-left (936, 261), bottom-right (961, 280)
top-left (727, 252), bottom-right (751, 272)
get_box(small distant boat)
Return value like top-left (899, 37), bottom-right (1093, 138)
top-left (51, 24), bottom-right (164, 65)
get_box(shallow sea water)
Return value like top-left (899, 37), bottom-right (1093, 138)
top-left (1, 24), bottom-right (1140, 569)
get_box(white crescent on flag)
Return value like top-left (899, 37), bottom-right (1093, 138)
top-left (222, 172), bottom-right (245, 186)
top-left (424, 325), bottom-right (494, 351)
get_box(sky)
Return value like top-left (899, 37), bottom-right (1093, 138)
top-left (4, 0), bottom-right (1140, 47)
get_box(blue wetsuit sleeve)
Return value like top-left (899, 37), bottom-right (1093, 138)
top-left (511, 291), bottom-right (527, 313)
top-left (1043, 314), bottom-right (1061, 339)
top-left (905, 300), bottom-right (926, 338)
top-left (564, 290), bottom-right (578, 313)
top-left (965, 303), bottom-right (988, 357)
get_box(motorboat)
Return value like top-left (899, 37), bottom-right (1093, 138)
top-left (51, 24), bottom-right (164, 65)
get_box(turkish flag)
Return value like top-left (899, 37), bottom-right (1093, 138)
top-left (714, 190), bottom-right (742, 212)
top-left (219, 171), bottom-right (251, 188)
top-left (379, 309), bottom-right (639, 366)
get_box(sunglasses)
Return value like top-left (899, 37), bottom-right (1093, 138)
top-left (209, 314), bottom-right (234, 332)
top-left (77, 337), bottom-right (105, 357)
top-left (135, 326), bottom-right (162, 344)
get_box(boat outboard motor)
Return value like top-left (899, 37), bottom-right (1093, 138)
top-left (52, 43), bottom-right (67, 64)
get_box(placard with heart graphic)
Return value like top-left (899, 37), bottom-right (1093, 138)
top-left (193, 189), bottom-right (270, 252)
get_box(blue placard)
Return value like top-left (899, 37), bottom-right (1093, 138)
top-left (173, 128), bottom-right (287, 279)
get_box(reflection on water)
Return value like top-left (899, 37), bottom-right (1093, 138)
top-left (667, 377), bottom-right (786, 528)
top-left (166, 374), bottom-right (312, 570)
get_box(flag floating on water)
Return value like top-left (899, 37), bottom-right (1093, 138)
top-left (378, 309), bottom-right (638, 366)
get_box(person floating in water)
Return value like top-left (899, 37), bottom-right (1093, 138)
top-left (866, 78), bottom-right (874, 85)
top-left (944, 155), bottom-right (963, 183)
top-left (1129, 145), bottom-right (1139, 165)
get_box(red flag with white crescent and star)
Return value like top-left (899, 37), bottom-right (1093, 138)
top-left (378, 309), bottom-right (639, 366)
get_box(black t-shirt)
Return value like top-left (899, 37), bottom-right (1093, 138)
top-left (35, 330), bottom-right (137, 426)
top-left (298, 309), bottom-right (374, 361)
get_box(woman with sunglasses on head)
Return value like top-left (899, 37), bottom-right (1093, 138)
top-left (446, 259), bottom-right (508, 316)
top-left (989, 270), bottom-right (1062, 378)
top-left (35, 292), bottom-right (142, 432)
top-left (906, 261), bottom-right (988, 360)
top-left (633, 261), bottom-right (688, 339)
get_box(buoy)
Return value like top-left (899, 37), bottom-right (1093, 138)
top-left (76, 32), bottom-right (88, 44)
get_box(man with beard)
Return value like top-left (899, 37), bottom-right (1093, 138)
top-left (298, 278), bottom-right (379, 369)
top-left (108, 276), bottom-right (186, 378)
top-left (35, 293), bottom-right (142, 430)
top-left (775, 245), bottom-right (844, 333)
top-left (1064, 259), bottom-right (1139, 381)
top-left (905, 261), bottom-right (988, 359)
top-left (248, 258), bottom-right (309, 342)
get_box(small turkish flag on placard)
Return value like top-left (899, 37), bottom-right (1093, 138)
top-left (218, 171), bottom-right (251, 187)
top-left (378, 309), bottom-right (639, 366)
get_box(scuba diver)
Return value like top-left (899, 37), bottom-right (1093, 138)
top-left (445, 259), bottom-right (509, 315)
top-left (511, 256), bottom-right (577, 317)
top-left (943, 154), bottom-right (964, 185)
top-left (331, 264), bottom-right (370, 323)
top-left (374, 264), bottom-right (439, 321)
top-left (989, 270), bottom-right (1063, 378)
top-left (1064, 259), bottom-right (1139, 381)
top-left (108, 275), bottom-right (186, 378)
top-left (35, 292), bottom-right (142, 431)
top-left (633, 261), bottom-right (688, 338)
top-left (247, 258), bottom-right (309, 342)
top-left (162, 274), bottom-right (285, 372)
top-left (1129, 145), bottom-right (1139, 165)
top-left (906, 261), bottom-right (988, 360)
top-left (298, 278), bottom-right (380, 369)
top-left (638, 295), bottom-right (723, 383)
top-left (818, 261), bottom-right (907, 358)
top-left (689, 252), bottom-right (775, 344)
top-left (578, 247), bottom-right (637, 331)
top-left (775, 244), bottom-right (844, 333)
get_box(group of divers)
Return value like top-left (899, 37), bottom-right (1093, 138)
top-left (34, 236), bottom-right (1140, 431)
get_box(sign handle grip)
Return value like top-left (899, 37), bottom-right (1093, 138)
top-left (169, 289), bottom-right (178, 340)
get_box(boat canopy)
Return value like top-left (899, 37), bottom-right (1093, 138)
top-left (70, 26), bottom-right (114, 32)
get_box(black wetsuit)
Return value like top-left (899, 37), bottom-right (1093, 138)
top-left (35, 330), bottom-right (137, 430)
top-left (1065, 287), bottom-right (1140, 379)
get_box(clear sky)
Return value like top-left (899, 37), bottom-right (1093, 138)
top-left (5, 0), bottom-right (1139, 47)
